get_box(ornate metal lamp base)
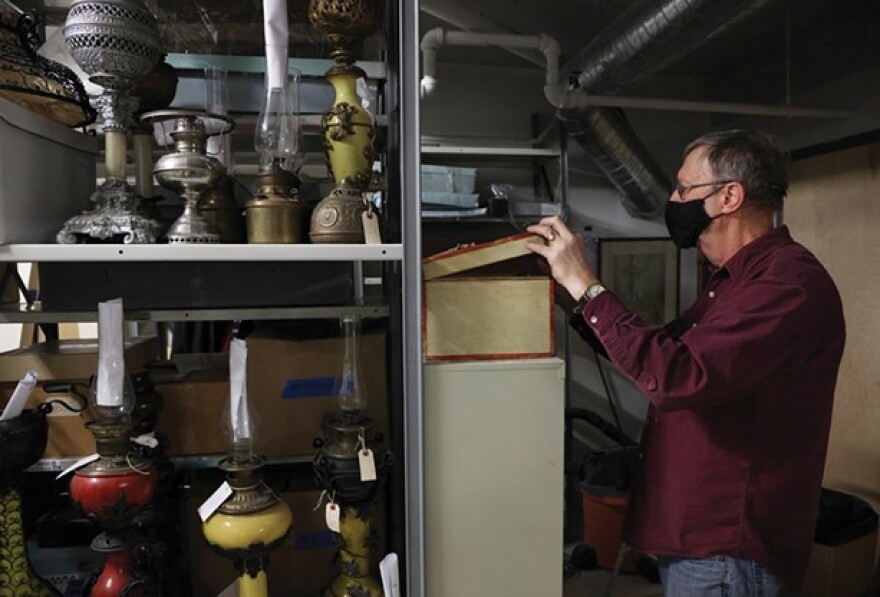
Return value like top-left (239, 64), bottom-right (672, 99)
top-left (57, 180), bottom-right (161, 244)
top-left (165, 203), bottom-right (220, 244)
top-left (309, 184), bottom-right (367, 244)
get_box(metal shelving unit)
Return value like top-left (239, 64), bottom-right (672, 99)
top-left (0, 243), bottom-right (403, 262)
top-left (0, 302), bottom-right (389, 324)
top-left (26, 452), bottom-right (314, 473)
top-left (421, 144), bottom-right (560, 158)
top-left (0, 1), bottom-right (425, 594)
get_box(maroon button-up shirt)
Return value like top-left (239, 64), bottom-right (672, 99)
top-left (580, 226), bottom-right (845, 589)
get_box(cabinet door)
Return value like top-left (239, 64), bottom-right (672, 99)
top-left (425, 358), bottom-right (565, 597)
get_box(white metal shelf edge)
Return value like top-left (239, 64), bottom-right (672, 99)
top-left (0, 244), bottom-right (403, 262)
top-left (421, 145), bottom-right (560, 157)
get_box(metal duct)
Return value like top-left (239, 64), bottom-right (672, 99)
top-left (560, 0), bottom-right (777, 218)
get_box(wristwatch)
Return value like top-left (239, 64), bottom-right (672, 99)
top-left (573, 282), bottom-right (607, 315)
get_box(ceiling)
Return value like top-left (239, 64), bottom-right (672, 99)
top-left (421, 0), bottom-right (880, 153)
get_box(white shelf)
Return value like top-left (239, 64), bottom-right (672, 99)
top-left (421, 145), bottom-right (560, 158)
top-left (26, 453), bottom-right (314, 473)
top-left (0, 243), bottom-right (403, 263)
top-left (0, 302), bottom-right (389, 323)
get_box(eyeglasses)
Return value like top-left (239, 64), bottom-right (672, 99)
top-left (674, 180), bottom-right (735, 200)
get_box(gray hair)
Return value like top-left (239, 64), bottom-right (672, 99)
top-left (684, 129), bottom-right (788, 212)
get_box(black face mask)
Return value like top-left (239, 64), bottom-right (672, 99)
top-left (664, 199), bottom-right (714, 249)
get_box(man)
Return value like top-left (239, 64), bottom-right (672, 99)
top-left (527, 129), bottom-right (845, 595)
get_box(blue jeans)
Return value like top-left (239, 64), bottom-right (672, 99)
top-left (657, 556), bottom-right (793, 597)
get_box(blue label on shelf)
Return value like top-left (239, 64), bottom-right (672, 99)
top-left (281, 376), bottom-right (338, 399)
top-left (292, 530), bottom-right (337, 550)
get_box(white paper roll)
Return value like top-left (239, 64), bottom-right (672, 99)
top-left (0, 370), bottom-right (38, 421)
top-left (263, 0), bottom-right (289, 89)
top-left (97, 298), bottom-right (125, 407)
top-left (229, 338), bottom-right (250, 441)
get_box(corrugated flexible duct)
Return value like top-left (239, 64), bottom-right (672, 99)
top-left (560, 0), bottom-right (777, 218)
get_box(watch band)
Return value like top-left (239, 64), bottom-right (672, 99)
top-left (573, 282), bottom-right (606, 315)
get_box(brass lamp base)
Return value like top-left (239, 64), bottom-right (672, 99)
top-left (309, 184), bottom-right (367, 244)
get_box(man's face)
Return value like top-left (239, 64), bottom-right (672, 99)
top-left (672, 146), bottom-right (721, 204)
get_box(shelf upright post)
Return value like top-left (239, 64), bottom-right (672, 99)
top-left (400, 0), bottom-right (425, 593)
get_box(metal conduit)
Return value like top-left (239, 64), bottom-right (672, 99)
top-left (561, 0), bottom-right (778, 218)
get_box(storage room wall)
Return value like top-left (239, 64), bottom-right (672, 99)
top-left (786, 143), bottom-right (880, 516)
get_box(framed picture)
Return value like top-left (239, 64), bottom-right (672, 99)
top-left (597, 238), bottom-right (679, 326)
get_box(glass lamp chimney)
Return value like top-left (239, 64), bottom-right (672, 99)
top-left (334, 315), bottom-right (367, 421)
top-left (254, 71), bottom-right (304, 174)
top-left (87, 374), bottom-right (135, 424)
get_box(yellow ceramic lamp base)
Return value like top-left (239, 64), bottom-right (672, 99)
top-left (324, 504), bottom-right (384, 597)
top-left (203, 501), bottom-right (293, 597)
top-left (322, 65), bottom-right (375, 189)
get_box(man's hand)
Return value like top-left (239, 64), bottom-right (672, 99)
top-left (526, 216), bottom-right (598, 301)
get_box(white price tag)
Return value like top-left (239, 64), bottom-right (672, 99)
top-left (55, 453), bottom-right (99, 480)
top-left (362, 211), bottom-right (382, 244)
top-left (132, 433), bottom-right (158, 449)
top-left (380, 553), bottom-right (401, 597)
top-left (218, 579), bottom-right (239, 597)
top-left (325, 502), bottom-right (340, 532)
top-left (198, 482), bottom-right (233, 522)
top-left (358, 448), bottom-right (377, 482)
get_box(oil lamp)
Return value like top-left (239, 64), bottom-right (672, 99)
top-left (56, 0), bottom-right (164, 244)
top-left (245, 71), bottom-right (306, 243)
top-left (308, 0), bottom-right (382, 243)
top-left (313, 316), bottom-right (392, 596)
top-left (202, 338), bottom-right (292, 597)
top-left (68, 298), bottom-right (157, 597)
top-left (201, 66), bottom-right (246, 243)
top-left (140, 109), bottom-right (235, 243)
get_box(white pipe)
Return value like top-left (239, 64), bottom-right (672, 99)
top-left (420, 0), bottom-right (545, 68)
top-left (417, 25), bottom-right (844, 120)
top-left (420, 28), bottom-right (560, 98)
top-left (543, 87), bottom-right (851, 119)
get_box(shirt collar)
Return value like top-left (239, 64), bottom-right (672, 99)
top-left (716, 225), bottom-right (793, 281)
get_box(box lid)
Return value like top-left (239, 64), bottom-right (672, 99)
top-left (0, 97), bottom-right (99, 154)
top-left (422, 232), bottom-right (543, 281)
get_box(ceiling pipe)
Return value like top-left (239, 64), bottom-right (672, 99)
top-left (560, 0), bottom-right (780, 219)
top-left (420, 28), bottom-right (560, 98)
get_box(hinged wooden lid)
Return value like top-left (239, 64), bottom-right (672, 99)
top-left (422, 232), bottom-right (543, 281)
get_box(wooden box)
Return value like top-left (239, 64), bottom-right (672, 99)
top-left (422, 233), bottom-right (555, 362)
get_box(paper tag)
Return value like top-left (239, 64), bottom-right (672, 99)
top-left (218, 579), bottom-right (239, 597)
top-left (362, 211), bottom-right (382, 244)
top-left (0, 370), bottom-right (37, 421)
top-left (229, 339), bottom-right (250, 442)
top-left (97, 299), bottom-right (125, 407)
top-left (380, 553), bottom-right (401, 597)
top-left (132, 433), bottom-right (158, 449)
top-left (358, 448), bottom-right (377, 482)
top-left (325, 502), bottom-right (340, 532)
top-left (198, 482), bottom-right (233, 522)
top-left (55, 453), bottom-right (99, 480)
